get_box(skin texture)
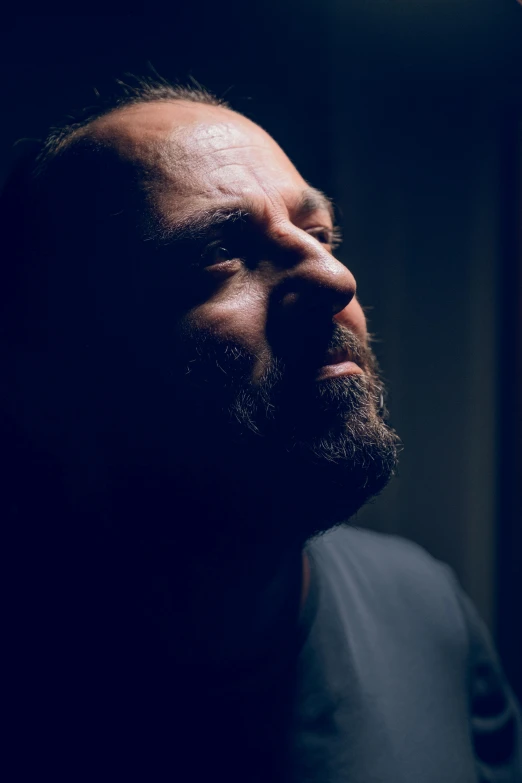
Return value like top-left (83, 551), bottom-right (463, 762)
top-left (12, 101), bottom-right (398, 669)
top-left (84, 101), bottom-right (365, 616)
top-left (84, 100), bottom-right (367, 368)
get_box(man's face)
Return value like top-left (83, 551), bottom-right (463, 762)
top-left (58, 101), bottom-right (399, 530)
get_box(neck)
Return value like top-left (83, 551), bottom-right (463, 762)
top-left (135, 530), bottom-right (308, 673)
top-left (92, 468), bottom-right (309, 666)
top-left (69, 452), bottom-right (313, 672)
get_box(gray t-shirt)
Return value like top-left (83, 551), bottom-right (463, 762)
top-left (7, 525), bottom-right (522, 781)
top-left (290, 525), bottom-right (522, 782)
top-left (166, 526), bottom-right (522, 781)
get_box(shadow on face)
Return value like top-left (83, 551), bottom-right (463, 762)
top-left (2, 101), bottom-right (400, 537)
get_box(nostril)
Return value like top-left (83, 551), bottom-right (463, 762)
top-left (329, 278), bottom-right (357, 318)
top-left (273, 252), bottom-right (357, 318)
top-left (276, 284), bottom-right (355, 319)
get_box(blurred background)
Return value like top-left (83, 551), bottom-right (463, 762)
top-left (1, 3), bottom-right (521, 697)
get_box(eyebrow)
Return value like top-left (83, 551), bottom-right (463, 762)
top-left (294, 187), bottom-right (335, 223)
top-left (147, 186), bottom-right (336, 247)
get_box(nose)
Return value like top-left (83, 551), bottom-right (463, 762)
top-left (275, 240), bottom-right (357, 319)
top-left (266, 230), bottom-right (365, 365)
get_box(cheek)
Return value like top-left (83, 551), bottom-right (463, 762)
top-left (183, 287), bottom-right (269, 361)
top-left (334, 297), bottom-right (368, 342)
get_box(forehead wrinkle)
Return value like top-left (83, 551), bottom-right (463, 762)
top-left (247, 169), bottom-right (333, 228)
top-left (154, 124), bottom-right (295, 183)
top-left (80, 116), bottom-right (267, 183)
top-left (155, 142), bottom-right (289, 184)
top-left (156, 183), bottom-right (334, 245)
top-left (86, 110), bottom-right (303, 205)
top-left (174, 119), bottom-right (274, 150)
top-left (90, 108), bottom-right (333, 234)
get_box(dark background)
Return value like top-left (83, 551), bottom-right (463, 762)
top-left (1, 4), bottom-right (521, 698)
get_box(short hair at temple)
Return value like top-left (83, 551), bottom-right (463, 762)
top-left (0, 75), bottom-right (230, 344)
top-left (33, 74), bottom-right (230, 179)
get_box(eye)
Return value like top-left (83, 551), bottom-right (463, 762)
top-left (201, 242), bottom-right (240, 267)
top-left (307, 225), bottom-right (343, 251)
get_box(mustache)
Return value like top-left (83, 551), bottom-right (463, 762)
top-left (320, 325), bottom-right (373, 370)
top-left (276, 323), bottom-right (377, 379)
top-left (177, 324), bottom-right (378, 387)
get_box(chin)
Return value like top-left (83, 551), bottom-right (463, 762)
top-left (302, 452), bottom-right (394, 528)
top-left (254, 415), bottom-right (401, 542)
top-left (170, 350), bottom-right (401, 533)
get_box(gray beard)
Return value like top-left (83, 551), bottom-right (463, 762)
top-left (169, 327), bottom-right (401, 534)
top-left (39, 321), bottom-right (401, 542)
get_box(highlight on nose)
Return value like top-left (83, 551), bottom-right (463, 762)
top-left (277, 252), bottom-right (357, 318)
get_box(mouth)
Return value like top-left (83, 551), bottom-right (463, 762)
top-left (315, 347), bottom-right (364, 381)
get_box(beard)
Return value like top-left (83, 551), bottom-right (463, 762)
top-left (8, 316), bottom-right (400, 546)
top-left (167, 324), bottom-right (401, 539)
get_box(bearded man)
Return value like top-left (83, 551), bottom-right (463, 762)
top-left (1, 78), bottom-right (521, 782)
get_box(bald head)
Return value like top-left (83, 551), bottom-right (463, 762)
top-left (1, 82), bottom-right (398, 535)
top-left (82, 99), bottom-right (257, 156)
top-left (66, 100), bottom-right (309, 228)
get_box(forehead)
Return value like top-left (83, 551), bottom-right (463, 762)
top-left (86, 102), bottom-right (311, 220)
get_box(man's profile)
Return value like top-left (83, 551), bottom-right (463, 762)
top-left (1, 76), bottom-right (521, 781)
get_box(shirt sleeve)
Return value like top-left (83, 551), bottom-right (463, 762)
top-left (450, 575), bottom-right (522, 782)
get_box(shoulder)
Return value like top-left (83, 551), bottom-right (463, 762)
top-left (307, 523), bottom-right (455, 593)
top-left (306, 526), bottom-right (522, 775)
top-left (307, 525), bottom-right (467, 649)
